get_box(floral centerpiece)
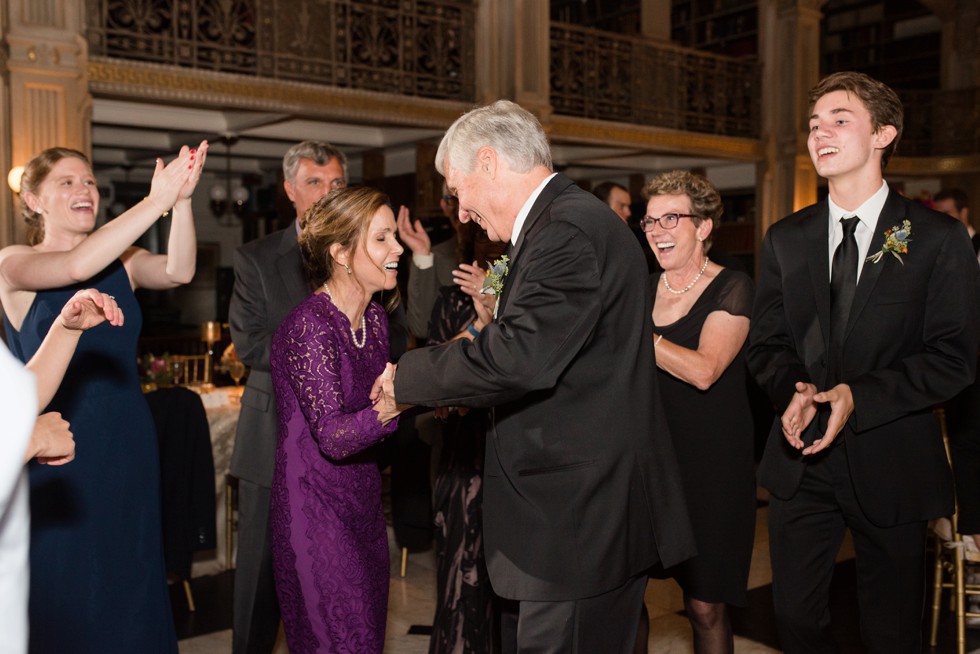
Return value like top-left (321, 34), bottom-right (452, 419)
top-left (139, 353), bottom-right (172, 390)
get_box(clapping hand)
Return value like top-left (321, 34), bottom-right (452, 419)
top-left (145, 141), bottom-right (208, 214)
top-left (396, 206), bottom-right (431, 256)
top-left (453, 261), bottom-right (495, 323)
top-left (59, 289), bottom-right (124, 331)
top-left (780, 381), bottom-right (817, 450)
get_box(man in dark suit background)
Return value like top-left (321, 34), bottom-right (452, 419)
top-left (228, 140), bottom-right (347, 654)
top-left (384, 100), bottom-right (695, 652)
top-left (747, 72), bottom-right (979, 653)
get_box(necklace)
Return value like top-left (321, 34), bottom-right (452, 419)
top-left (662, 257), bottom-right (709, 295)
top-left (322, 282), bottom-right (366, 349)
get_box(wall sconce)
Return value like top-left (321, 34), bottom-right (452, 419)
top-left (210, 135), bottom-right (249, 225)
top-left (8, 166), bottom-right (25, 194)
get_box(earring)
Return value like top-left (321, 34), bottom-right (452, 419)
top-left (697, 236), bottom-right (704, 242)
top-left (344, 263), bottom-right (352, 274)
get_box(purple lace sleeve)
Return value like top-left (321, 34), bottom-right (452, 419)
top-left (274, 303), bottom-right (397, 461)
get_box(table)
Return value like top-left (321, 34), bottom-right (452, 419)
top-left (191, 386), bottom-right (241, 577)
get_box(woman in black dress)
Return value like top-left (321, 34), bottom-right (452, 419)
top-left (636, 171), bottom-right (756, 654)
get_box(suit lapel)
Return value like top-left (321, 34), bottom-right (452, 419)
top-left (845, 189), bottom-right (906, 339)
top-left (275, 225), bottom-right (309, 305)
top-left (803, 201), bottom-right (832, 353)
top-left (497, 174), bottom-right (576, 315)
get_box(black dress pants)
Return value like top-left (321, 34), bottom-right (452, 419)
top-left (498, 573), bottom-right (648, 654)
top-left (768, 443), bottom-right (928, 654)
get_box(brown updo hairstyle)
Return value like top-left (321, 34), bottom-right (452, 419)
top-left (18, 147), bottom-right (92, 246)
top-left (642, 170), bottom-right (722, 250)
top-left (298, 185), bottom-right (400, 312)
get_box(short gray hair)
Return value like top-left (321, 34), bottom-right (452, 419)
top-left (435, 100), bottom-right (552, 176)
top-left (282, 140), bottom-right (348, 183)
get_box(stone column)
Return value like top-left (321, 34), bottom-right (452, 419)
top-left (2, 0), bottom-right (90, 246)
top-left (474, 0), bottom-right (552, 120)
top-left (756, 0), bottom-right (825, 241)
top-left (640, 0), bottom-right (671, 42)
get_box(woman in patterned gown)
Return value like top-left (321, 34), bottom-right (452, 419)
top-left (0, 143), bottom-right (207, 653)
top-left (635, 171), bottom-right (756, 654)
top-left (269, 186), bottom-right (405, 653)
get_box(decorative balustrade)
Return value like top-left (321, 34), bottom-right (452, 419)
top-left (85, 0), bottom-right (476, 102)
top-left (900, 88), bottom-right (980, 158)
top-left (550, 23), bottom-right (761, 139)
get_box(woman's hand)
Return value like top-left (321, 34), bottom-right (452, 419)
top-left (371, 363), bottom-right (411, 425)
top-left (177, 140), bottom-right (208, 201)
top-left (145, 141), bottom-right (208, 214)
top-left (453, 261), bottom-right (486, 298)
top-left (58, 289), bottom-right (124, 331)
top-left (396, 206), bottom-right (431, 256)
top-left (28, 412), bottom-right (75, 465)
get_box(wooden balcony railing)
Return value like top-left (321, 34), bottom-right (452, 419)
top-left (85, 0), bottom-right (477, 102)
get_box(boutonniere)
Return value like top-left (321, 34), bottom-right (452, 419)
top-left (480, 255), bottom-right (510, 318)
top-left (866, 219), bottom-right (911, 265)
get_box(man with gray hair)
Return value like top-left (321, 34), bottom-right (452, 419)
top-left (384, 100), bottom-right (695, 652)
top-left (229, 140), bottom-right (346, 654)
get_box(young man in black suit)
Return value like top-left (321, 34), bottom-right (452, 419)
top-left (382, 100), bottom-right (695, 652)
top-left (228, 140), bottom-right (347, 654)
top-left (748, 72), bottom-right (979, 653)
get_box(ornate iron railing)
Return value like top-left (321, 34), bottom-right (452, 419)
top-left (900, 88), bottom-right (980, 158)
top-left (84, 0), bottom-right (476, 102)
top-left (550, 23), bottom-right (761, 139)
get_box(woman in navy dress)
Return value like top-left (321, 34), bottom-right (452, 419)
top-left (269, 186), bottom-right (404, 653)
top-left (0, 143), bottom-right (207, 653)
top-left (636, 171), bottom-right (756, 654)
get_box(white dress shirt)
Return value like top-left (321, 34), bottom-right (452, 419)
top-left (827, 180), bottom-right (890, 282)
top-left (511, 173), bottom-right (557, 246)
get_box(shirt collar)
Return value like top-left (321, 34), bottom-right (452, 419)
top-left (827, 180), bottom-right (889, 231)
top-left (511, 173), bottom-right (557, 246)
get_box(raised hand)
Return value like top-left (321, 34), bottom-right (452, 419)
top-left (29, 412), bottom-right (75, 465)
top-left (145, 141), bottom-right (208, 214)
top-left (58, 289), bottom-right (124, 331)
top-left (177, 140), bottom-right (208, 200)
top-left (454, 261), bottom-right (496, 322)
top-left (396, 206), bottom-right (431, 255)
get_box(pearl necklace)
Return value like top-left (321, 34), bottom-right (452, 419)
top-left (661, 257), bottom-right (709, 295)
top-left (322, 282), bottom-right (366, 349)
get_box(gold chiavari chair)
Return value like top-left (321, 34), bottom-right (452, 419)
top-left (170, 354), bottom-right (209, 387)
top-left (929, 407), bottom-right (980, 654)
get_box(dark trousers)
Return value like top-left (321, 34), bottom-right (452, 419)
top-left (768, 443), bottom-right (928, 654)
top-left (233, 479), bottom-right (281, 654)
top-left (499, 573), bottom-right (648, 654)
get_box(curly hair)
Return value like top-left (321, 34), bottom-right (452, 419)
top-left (298, 185), bottom-right (400, 311)
top-left (18, 147), bottom-right (91, 245)
top-left (642, 170), bottom-right (722, 250)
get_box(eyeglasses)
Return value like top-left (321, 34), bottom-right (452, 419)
top-left (639, 213), bottom-right (699, 232)
top-left (442, 194), bottom-right (457, 202)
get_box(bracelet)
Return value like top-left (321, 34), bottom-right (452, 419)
top-left (654, 333), bottom-right (663, 347)
top-left (144, 196), bottom-right (170, 218)
top-left (466, 323), bottom-right (481, 339)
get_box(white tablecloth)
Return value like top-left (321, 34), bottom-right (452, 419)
top-left (190, 387), bottom-right (241, 577)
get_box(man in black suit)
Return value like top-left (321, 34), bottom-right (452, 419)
top-left (385, 100), bottom-right (695, 652)
top-left (747, 72), bottom-right (979, 653)
top-left (228, 140), bottom-right (347, 654)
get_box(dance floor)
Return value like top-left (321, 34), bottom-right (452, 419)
top-left (173, 496), bottom-right (980, 653)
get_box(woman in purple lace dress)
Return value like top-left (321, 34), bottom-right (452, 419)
top-left (269, 186), bottom-right (404, 653)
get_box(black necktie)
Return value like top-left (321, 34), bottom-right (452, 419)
top-left (828, 216), bottom-right (859, 383)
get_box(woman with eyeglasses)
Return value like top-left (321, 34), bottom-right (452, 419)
top-left (635, 171), bottom-right (756, 654)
